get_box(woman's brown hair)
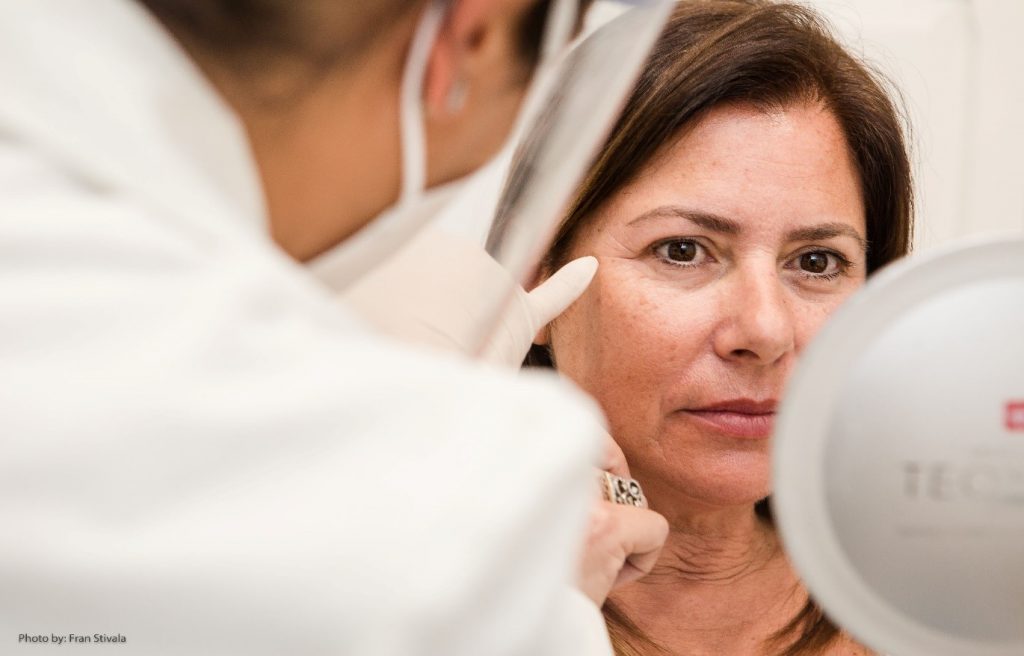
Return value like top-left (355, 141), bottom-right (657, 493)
top-left (525, 1), bottom-right (914, 653)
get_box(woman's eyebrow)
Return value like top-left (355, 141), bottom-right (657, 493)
top-left (627, 206), bottom-right (868, 251)
top-left (786, 223), bottom-right (868, 251)
top-left (627, 206), bottom-right (740, 234)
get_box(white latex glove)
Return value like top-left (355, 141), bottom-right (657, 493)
top-left (341, 227), bottom-right (597, 368)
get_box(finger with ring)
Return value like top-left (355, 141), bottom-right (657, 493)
top-left (598, 471), bottom-right (646, 508)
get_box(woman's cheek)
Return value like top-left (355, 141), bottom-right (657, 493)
top-left (552, 262), bottom-right (715, 397)
top-left (588, 271), bottom-right (714, 392)
top-left (791, 287), bottom-right (862, 350)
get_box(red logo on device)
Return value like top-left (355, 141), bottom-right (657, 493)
top-left (1007, 401), bottom-right (1024, 431)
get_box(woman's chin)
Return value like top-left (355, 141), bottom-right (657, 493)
top-left (636, 455), bottom-right (772, 511)
top-left (676, 479), bottom-right (771, 510)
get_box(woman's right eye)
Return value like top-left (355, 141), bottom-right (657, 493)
top-left (653, 239), bottom-right (706, 266)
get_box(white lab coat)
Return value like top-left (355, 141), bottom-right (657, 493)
top-left (0, 1), bottom-right (613, 654)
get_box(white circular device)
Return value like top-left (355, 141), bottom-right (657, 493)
top-left (773, 236), bottom-right (1024, 656)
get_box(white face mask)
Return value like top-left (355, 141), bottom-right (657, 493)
top-left (310, 0), bottom-right (576, 291)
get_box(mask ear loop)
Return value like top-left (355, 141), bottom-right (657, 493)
top-left (399, 1), bottom-right (446, 206)
top-left (401, 0), bottom-right (576, 205)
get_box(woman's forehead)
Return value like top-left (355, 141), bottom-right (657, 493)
top-left (651, 102), bottom-right (857, 192)
top-left (586, 101), bottom-right (866, 241)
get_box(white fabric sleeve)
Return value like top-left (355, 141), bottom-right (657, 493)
top-left (534, 588), bottom-right (614, 656)
top-left (0, 171), bottom-right (606, 655)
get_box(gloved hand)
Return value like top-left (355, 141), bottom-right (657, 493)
top-left (339, 226), bottom-right (597, 369)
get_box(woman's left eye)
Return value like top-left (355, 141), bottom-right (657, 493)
top-left (788, 250), bottom-right (850, 279)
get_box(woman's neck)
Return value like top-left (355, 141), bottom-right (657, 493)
top-left (609, 501), bottom-right (805, 656)
top-left (648, 503), bottom-right (778, 583)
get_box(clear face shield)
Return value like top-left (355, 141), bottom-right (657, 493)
top-left (456, 0), bottom-right (675, 358)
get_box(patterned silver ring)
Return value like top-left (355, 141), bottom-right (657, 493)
top-left (599, 471), bottom-right (646, 508)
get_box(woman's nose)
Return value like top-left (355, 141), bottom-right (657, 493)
top-left (712, 268), bottom-right (796, 366)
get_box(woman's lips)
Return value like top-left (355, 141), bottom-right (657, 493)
top-left (680, 399), bottom-right (778, 439)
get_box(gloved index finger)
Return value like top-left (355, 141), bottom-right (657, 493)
top-left (527, 256), bottom-right (598, 328)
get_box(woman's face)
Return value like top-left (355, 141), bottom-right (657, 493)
top-left (547, 101), bottom-right (867, 510)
